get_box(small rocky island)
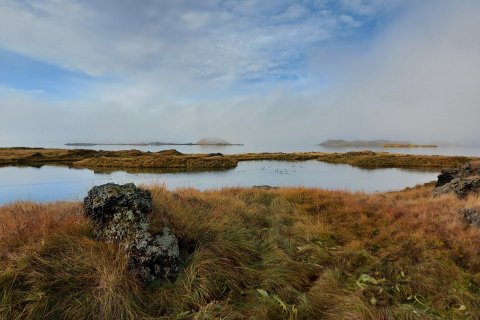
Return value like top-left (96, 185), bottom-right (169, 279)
top-left (320, 139), bottom-right (437, 148)
top-left (195, 137), bottom-right (242, 146)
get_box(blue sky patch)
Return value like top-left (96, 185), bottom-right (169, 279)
top-left (0, 48), bottom-right (103, 99)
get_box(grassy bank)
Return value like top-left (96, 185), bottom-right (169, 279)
top-left (74, 154), bottom-right (237, 170)
top-left (1, 184), bottom-right (480, 319)
top-left (0, 148), bottom-right (238, 170)
top-left (231, 151), bottom-right (471, 170)
top-left (315, 151), bottom-right (470, 170)
top-left (0, 148), bottom-right (475, 171)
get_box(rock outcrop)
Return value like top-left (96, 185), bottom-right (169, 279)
top-left (84, 183), bottom-right (179, 282)
top-left (253, 185), bottom-right (279, 190)
top-left (433, 162), bottom-right (480, 198)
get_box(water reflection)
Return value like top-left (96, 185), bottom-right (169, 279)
top-left (0, 160), bottom-right (439, 205)
top-left (87, 166), bottom-right (233, 175)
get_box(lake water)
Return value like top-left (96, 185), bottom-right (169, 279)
top-left (0, 160), bottom-right (439, 205)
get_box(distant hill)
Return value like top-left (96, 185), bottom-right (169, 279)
top-left (319, 139), bottom-right (436, 148)
top-left (196, 137), bottom-right (241, 145)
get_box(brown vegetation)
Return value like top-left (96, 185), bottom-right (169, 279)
top-left (0, 147), bottom-right (476, 171)
top-left (315, 151), bottom-right (470, 169)
top-left (0, 148), bottom-right (237, 170)
top-left (1, 184), bottom-right (480, 319)
top-left (74, 155), bottom-right (237, 170)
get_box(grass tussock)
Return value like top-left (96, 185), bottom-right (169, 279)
top-left (1, 185), bottom-right (480, 319)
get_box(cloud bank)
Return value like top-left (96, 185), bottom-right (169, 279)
top-left (0, 0), bottom-right (478, 147)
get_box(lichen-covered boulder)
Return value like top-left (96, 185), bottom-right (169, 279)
top-left (130, 227), bottom-right (180, 281)
top-left (84, 183), bottom-right (179, 282)
top-left (84, 183), bottom-right (152, 228)
top-left (435, 168), bottom-right (461, 188)
top-left (433, 162), bottom-right (480, 198)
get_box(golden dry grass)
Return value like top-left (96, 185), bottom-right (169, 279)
top-left (1, 183), bottom-right (480, 319)
top-left (315, 151), bottom-right (471, 169)
top-left (74, 155), bottom-right (238, 170)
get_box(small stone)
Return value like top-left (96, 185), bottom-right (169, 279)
top-left (460, 208), bottom-right (480, 228)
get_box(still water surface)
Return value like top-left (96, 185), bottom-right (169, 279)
top-left (0, 160), bottom-right (438, 205)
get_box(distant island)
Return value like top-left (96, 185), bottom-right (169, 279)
top-left (382, 143), bottom-right (438, 148)
top-left (320, 139), bottom-right (438, 148)
top-left (195, 137), bottom-right (241, 146)
top-left (66, 137), bottom-right (243, 147)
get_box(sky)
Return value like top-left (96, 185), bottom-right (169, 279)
top-left (0, 0), bottom-right (479, 147)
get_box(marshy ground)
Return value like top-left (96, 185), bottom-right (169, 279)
top-left (1, 183), bottom-right (479, 319)
top-left (0, 148), bottom-right (475, 172)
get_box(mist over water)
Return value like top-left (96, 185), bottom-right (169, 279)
top-left (0, 1), bottom-right (479, 147)
top-left (10, 142), bottom-right (480, 157)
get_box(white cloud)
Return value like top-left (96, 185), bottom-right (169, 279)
top-left (0, 0), bottom-right (478, 147)
top-left (272, 4), bottom-right (309, 22)
top-left (0, 0), bottom-right (370, 82)
top-left (338, 14), bottom-right (362, 28)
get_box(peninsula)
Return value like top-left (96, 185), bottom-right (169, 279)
top-left (66, 137), bottom-right (243, 147)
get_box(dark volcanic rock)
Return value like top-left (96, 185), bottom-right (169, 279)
top-left (29, 152), bottom-right (45, 159)
top-left (433, 162), bottom-right (480, 198)
top-left (84, 183), bottom-right (179, 282)
top-left (435, 168), bottom-right (460, 188)
top-left (84, 183), bottom-right (152, 228)
top-left (253, 185), bottom-right (279, 190)
top-left (461, 208), bottom-right (480, 228)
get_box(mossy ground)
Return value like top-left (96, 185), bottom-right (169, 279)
top-left (1, 183), bottom-right (480, 319)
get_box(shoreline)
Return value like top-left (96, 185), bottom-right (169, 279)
top-left (0, 147), bottom-right (475, 171)
top-left (65, 143), bottom-right (244, 147)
